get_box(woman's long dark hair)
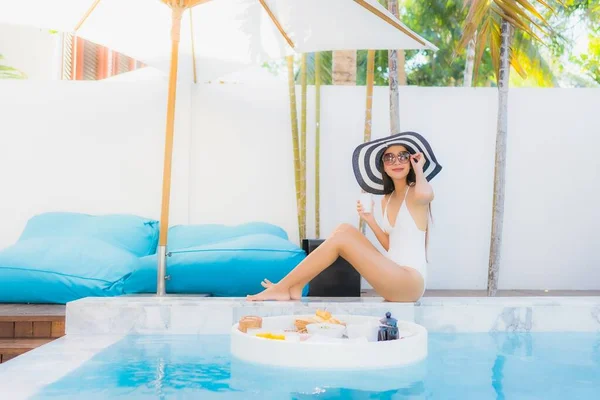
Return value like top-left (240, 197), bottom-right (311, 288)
top-left (380, 152), bottom-right (432, 262)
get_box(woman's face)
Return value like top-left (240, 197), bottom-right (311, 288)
top-left (382, 145), bottom-right (411, 181)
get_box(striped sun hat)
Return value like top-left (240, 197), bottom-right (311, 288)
top-left (352, 131), bottom-right (442, 195)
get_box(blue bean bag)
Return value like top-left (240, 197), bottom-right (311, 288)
top-left (0, 212), bottom-right (159, 303)
top-left (167, 222), bottom-right (289, 248)
top-left (124, 223), bottom-right (308, 297)
top-left (0, 237), bottom-right (140, 304)
top-left (18, 212), bottom-right (159, 257)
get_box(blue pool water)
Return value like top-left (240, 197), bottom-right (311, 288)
top-left (32, 333), bottom-right (600, 399)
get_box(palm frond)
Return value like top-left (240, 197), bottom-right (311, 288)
top-left (460, 0), bottom-right (558, 83)
top-left (473, 16), bottom-right (493, 81)
top-left (510, 29), bottom-right (557, 84)
top-left (490, 17), bottom-right (502, 78)
top-left (513, 0), bottom-right (545, 20)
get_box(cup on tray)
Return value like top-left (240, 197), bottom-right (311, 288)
top-left (345, 322), bottom-right (380, 342)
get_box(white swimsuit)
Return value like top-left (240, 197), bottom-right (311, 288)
top-left (381, 187), bottom-right (428, 294)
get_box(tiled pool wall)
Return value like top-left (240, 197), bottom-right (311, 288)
top-left (66, 296), bottom-right (600, 335)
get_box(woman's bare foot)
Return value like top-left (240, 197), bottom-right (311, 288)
top-left (261, 279), bottom-right (303, 300)
top-left (246, 284), bottom-right (292, 301)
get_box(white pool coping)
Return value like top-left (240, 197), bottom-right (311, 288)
top-left (0, 334), bottom-right (124, 400)
top-left (65, 295), bottom-right (600, 334)
top-left (1, 295), bottom-right (599, 398)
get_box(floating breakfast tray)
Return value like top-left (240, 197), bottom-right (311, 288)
top-left (230, 314), bottom-right (428, 370)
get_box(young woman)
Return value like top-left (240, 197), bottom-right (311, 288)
top-left (247, 132), bottom-right (442, 302)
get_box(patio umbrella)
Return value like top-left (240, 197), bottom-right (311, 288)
top-left (0, 0), bottom-right (437, 296)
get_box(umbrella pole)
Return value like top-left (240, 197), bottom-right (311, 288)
top-left (157, 5), bottom-right (184, 296)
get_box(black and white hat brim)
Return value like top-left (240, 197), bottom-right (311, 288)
top-left (352, 131), bottom-right (442, 195)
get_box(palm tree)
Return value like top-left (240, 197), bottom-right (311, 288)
top-left (0, 54), bottom-right (26, 79)
top-left (460, 0), bottom-right (558, 296)
top-left (332, 50), bottom-right (357, 85)
top-left (387, 0), bottom-right (401, 133)
top-left (463, 37), bottom-right (477, 86)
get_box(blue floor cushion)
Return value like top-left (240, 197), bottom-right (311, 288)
top-left (124, 232), bottom-right (307, 297)
top-left (18, 212), bottom-right (159, 257)
top-left (167, 222), bottom-right (289, 249)
top-left (0, 237), bottom-right (140, 304)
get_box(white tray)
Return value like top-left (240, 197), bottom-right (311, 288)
top-left (230, 314), bottom-right (427, 370)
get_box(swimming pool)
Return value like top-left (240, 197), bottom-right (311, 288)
top-left (29, 332), bottom-right (600, 399)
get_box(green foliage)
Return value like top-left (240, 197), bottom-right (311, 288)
top-left (0, 54), bottom-right (26, 79)
top-left (560, 0), bottom-right (600, 16)
top-left (356, 50), bottom-right (389, 86)
top-left (298, 52), bottom-right (333, 85)
top-left (570, 33), bottom-right (600, 84)
top-left (267, 0), bottom-right (596, 87)
top-left (401, 0), bottom-right (495, 86)
top-left (509, 30), bottom-right (559, 87)
top-left (547, 0), bottom-right (600, 85)
top-left (460, 0), bottom-right (559, 86)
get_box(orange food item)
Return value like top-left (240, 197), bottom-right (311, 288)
top-left (238, 316), bottom-right (262, 333)
top-left (315, 309), bottom-right (332, 320)
top-left (294, 310), bottom-right (345, 333)
top-left (294, 318), bottom-right (313, 333)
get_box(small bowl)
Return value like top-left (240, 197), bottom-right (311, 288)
top-left (345, 322), bottom-right (380, 342)
top-left (306, 323), bottom-right (346, 338)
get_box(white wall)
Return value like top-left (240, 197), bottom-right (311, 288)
top-left (499, 89), bottom-right (600, 290)
top-left (0, 24), bottom-right (61, 80)
top-left (0, 80), bottom-right (191, 247)
top-left (1, 79), bottom-right (599, 290)
top-left (189, 81), bottom-right (299, 243)
top-left (310, 86), bottom-right (498, 290)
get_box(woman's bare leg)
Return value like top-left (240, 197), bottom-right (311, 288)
top-left (246, 225), bottom-right (348, 301)
top-left (247, 224), bottom-right (424, 302)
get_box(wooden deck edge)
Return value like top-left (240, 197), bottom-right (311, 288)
top-left (0, 315), bottom-right (65, 322)
top-left (0, 338), bottom-right (55, 352)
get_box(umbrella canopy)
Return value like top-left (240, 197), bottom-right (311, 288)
top-left (0, 0), bottom-right (437, 82)
top-left (0, 0), bottom-right (437, 296)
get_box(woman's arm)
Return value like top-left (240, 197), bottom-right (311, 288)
top-left (357, 197), bottom-right (390, 251)
top-left (365, 218), bottom-right (390, 251)
top-left (411, 153), bottom-right (435, 205)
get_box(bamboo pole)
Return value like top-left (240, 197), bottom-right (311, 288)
top-left (364, 50), bottom-right (375, 141)
top-left (359, 50), bottom-right (375, 233)
top-left (157, 5), bottom-right (184, 296)
top-left (300, 54), bottom-right (307, 241)
top-left (287, 55), bottom-right (304, 243)
top-left (314, 52), bottom-right (322, 238)
top-left (189, 8), bottom-right (198, 84)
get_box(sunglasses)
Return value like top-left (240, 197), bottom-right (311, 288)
top-left (382, 151), bottom-right (411, 165)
